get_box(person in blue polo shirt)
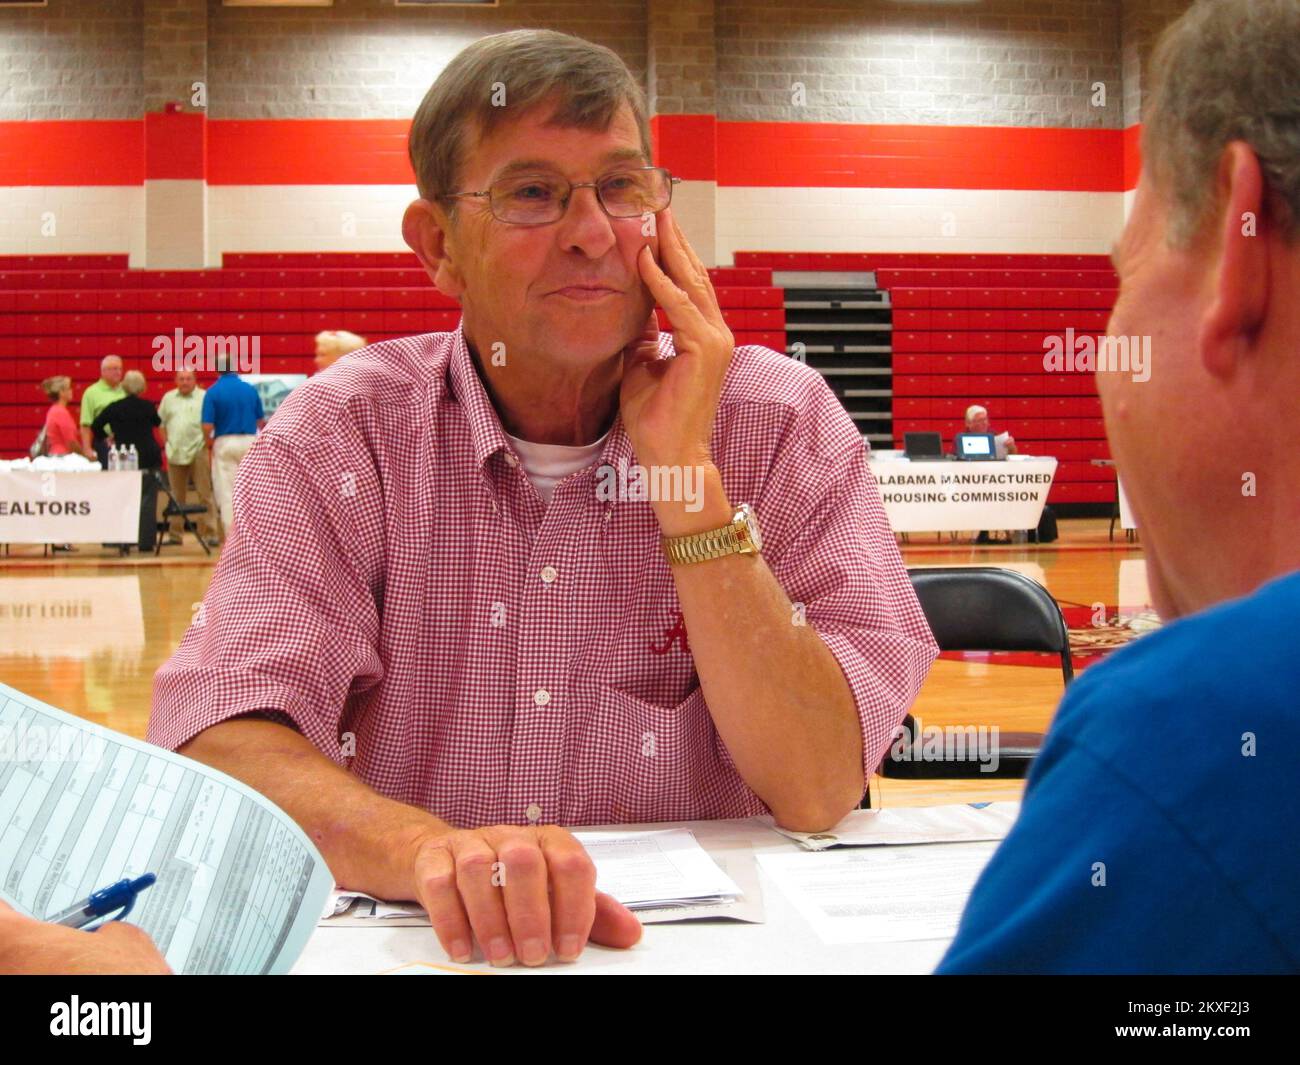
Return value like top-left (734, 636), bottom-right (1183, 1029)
top-left (201, 357), bottom-right (265, 541)
top-left (939, 0), bottom-right (1300, 975)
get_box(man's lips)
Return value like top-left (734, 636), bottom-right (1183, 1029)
top-left (549, 284), bottom-right (623, 301)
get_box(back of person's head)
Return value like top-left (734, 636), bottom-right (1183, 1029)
top-left (1144, 0), bottom-right (1300, 246)
top-left (1099, 0), bottom-right (1300, 621)
top-left (122, 370), bottom-right (147, 397)
top-left (40, 375), bottom-right (71, 402)
top-left (314, 330), bottom-right (368, 370)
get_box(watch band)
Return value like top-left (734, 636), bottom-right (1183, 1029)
top-left (662, 505), bottom-right (760, 565)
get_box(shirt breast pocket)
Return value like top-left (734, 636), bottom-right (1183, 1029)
top-left (587, 685), bottom-right (749, 823)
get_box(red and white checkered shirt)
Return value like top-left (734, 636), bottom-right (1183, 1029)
top-left (149, 323), bottom-right (937, 828)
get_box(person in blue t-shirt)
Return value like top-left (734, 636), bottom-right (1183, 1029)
top-left (201, 360), bottom-right (265, 541)
top-left (940, 0), bottom-right (1300, 975)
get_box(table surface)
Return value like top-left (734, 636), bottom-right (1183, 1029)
top-left (292, 815), bottom-right (958, 976)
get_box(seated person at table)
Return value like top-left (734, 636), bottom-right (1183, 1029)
top-left (963, 405), bottom-right (1015, 459)
top-left (147, 29), bottom-right (937, 970)
top-left (965, 405), bottom-right (1017, 543)
top-left (940, 0), bottom-right (1300, 974)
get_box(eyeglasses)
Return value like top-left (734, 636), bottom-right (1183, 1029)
top-left (443, 166), bottom-right (681, 226)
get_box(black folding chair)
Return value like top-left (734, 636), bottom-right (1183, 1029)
top-left (880, 566), bottom-right (1073, 780)
top-left (153, 468), bottom-right (212, 557)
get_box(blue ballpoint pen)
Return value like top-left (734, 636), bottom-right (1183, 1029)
top-left (46, 874), bottom-right (157, 930)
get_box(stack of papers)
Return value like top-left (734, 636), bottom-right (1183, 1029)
top-left (574, 829), bottom-right (742, 911)
top-left (322, 828), bottom-right (754, 927)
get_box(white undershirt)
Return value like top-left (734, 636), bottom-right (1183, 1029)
top-left (505, 429), bottom-right (611, 504)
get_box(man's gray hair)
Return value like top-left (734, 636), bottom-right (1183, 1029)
top-left (407, 29), bottom-right (651, 209)
top-left (1144, 0), bottom-right (1300, 245)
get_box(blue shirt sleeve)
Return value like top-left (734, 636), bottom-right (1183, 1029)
top-left (253, 389), bottom-right (265, 422)
top-left (201, 388), bottom-right (214, 424)
top-left (936, 705), bottom-right (1292, 974)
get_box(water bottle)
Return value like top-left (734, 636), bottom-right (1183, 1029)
top-left (107, 446), bottom-right (120, 471)
top-left (126, 445), bottom-right (139, 471)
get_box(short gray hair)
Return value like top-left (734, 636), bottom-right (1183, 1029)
top-left (1144, 0), bottom-right (1300, 245)
top-left (122, 370), bottom-right (146, 396)
top-left (407, 29), bottom-right (651, 208)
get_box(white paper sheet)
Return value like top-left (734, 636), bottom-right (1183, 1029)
top-left (766, 802), bottom-right (1021, 851)
top-left (0, 682), bottom-right (333, 974)
top-left (321, 828), bottom-right (749, 928)
top-left (756, 841), bottom-right (1000, 944)
top-left (573, 828), bottom-right (742, 908)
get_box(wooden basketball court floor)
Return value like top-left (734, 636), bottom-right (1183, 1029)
top-left (0, 518), bottom-right (1147, 813)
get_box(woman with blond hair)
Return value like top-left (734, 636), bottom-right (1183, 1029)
top-left (37, 376), bottom-right (89, 457)
top-left (313, 330), bottom-right (367, 372)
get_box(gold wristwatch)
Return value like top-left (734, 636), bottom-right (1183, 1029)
top-left (662, 503), bottom-right (763, 565)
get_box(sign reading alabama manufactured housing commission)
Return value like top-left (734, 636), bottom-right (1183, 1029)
top-left (0, 470), bottom-right (142, 544)
top-left (867, 457), bottom-right (1058, 533)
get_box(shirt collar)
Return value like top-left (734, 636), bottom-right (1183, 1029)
top-left (445, 320), bottom-right (638, 493)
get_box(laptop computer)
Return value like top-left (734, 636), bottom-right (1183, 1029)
top-left (955, 432), bottom-right (998, 460)
top-left (903, 432), bottom-right (945, 460)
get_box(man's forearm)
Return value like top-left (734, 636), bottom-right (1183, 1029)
top-left (179, 718), bottom-right (453, 898)
top-left (80, 426), bottom-right (92, 452)
top-left (653, 464), bottom-right (864, 831)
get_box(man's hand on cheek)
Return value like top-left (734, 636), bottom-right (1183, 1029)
top-left (619, 208), bottom-right (734, 471)
top-left (408, 823), bottom-right (642, 967)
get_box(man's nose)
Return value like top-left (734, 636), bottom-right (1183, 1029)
top-left (556, 185), bottom-right (617, 258)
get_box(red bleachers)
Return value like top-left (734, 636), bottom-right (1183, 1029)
top-left (0, 254), bottom-right (784, 457)
top-left (734, 251), bottom-right (1120, 506)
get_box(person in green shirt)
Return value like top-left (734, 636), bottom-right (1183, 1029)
top-left (158, 369), bottom-right (217, 546)
top-left (79, 355), bottom-right (126, 467)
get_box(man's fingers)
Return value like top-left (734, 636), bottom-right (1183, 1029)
top-left (452, 834), bottom-right (516, 966)
top-left (495, 839), bottom-right (552, 966)
top-left (412, 841), bottom-right (475, 963)
top-left (637, 245), bottom-right (706, 332)
top-left (589, 891), bottom-right (643, 949)
top-left (539, 829), bottom-right (598, 962)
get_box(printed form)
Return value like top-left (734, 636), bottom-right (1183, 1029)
top-left (0, 683), bottom-right (332, 974)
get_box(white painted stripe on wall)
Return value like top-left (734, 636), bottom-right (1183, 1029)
top-left (209, 184), bottom-right (416, 265)
top-left (716, 186), bottom-right (1126, 261)
top-left (1, 183), bottom-right (1127, 266)
top-left (0, 187), bottom-right (143, 260)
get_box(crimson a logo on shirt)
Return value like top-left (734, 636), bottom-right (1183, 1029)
top-left (650, 611), bottom-right (690, 655)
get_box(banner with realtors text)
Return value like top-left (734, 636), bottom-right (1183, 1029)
top-left (0, 470), bottom-right (141, 544)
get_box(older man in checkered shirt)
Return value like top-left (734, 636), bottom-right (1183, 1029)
top-left (149, 30), bottom-right (936, 969)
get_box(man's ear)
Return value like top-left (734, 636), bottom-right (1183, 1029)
top-left (1198, 141), bottom-right (1269, 380)
top-left (402, 198), bottom-right (467, 301)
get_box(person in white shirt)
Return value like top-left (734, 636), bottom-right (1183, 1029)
top-left (964, 404), bottom-right (1016, 459)
top-left (965, 405), bottom-right (1018, 544)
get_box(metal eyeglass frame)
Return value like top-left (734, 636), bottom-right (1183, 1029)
top-left (442, 165), bottom-right (681, 226)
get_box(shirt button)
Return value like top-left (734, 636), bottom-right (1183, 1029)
top-left (525, 803), bottom-right (542, 823)
top-left (533, 689), bottom-right (551, 707)
top-left (540, 565), bottom-right (558, 584)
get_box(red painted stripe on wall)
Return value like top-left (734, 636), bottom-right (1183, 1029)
top-left (145, 112), bottom-right (206, 181)
top-left (2, 117), bottom-right (1142, 192)
top-left (0, 121), bottom-right (143, 185)
top-left (1123, 124), bottom-right (1142, 191)
top-left (715, 120), bottom-right (1125, 191)
top-left (651, 114), bottom-right (717, 181)
top-left (207, 119), bottom-right (413, 185)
